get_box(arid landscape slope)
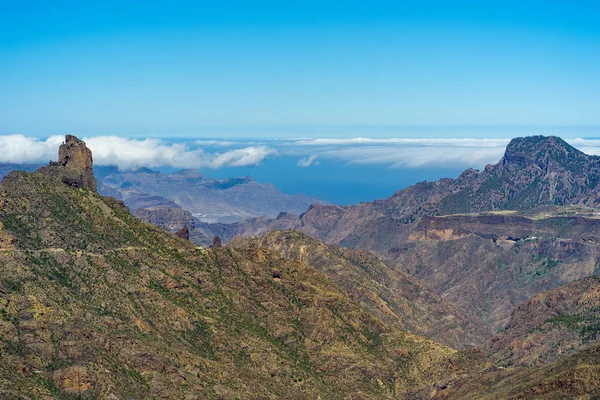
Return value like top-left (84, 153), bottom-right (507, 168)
top-left (0, 137), bottom-right (487, 399)
top-left (1, 136), bottom-right (600, 399)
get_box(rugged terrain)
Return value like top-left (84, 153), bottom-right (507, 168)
top-left (192, 137), bottom-right (600, 331)
top-left (487, 275), bottom-right (600, 367)
top-left (101, 168), bottom-right (328, 223)
top-left (194, 136), bottom-right (600, 247)
top-left (230, 230), bottom-right (490, 349)
top-left (433, 342), bottom-right (600, 399)
top-left (2, 135), bottom-right (600, 398)
top-left (385, 208), bottom-right (600, 329)
top-left (0, 136), bottom-right (492, 399)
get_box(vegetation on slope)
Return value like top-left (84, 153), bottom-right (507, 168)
top-left (0, 167), bottom-right (479, 399)
top-left (230, 230), bottom-right (490, 349)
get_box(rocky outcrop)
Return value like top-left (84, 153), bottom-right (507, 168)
top-left (211, 236), bottom-right (222, 248)
top-left (57, 135), bottom-right (97, 190)
top-left (134, 207), bottom-right (195, 233)
top-left (175, 226), bottom-right (190, 241)
top-left (102, 196), bottom-right (130, 213)
top-left (0, 222), bottom-right (16, 249)
top-left (37, 135), bottom-right (97, 191)
top-left (53, 366), bottom-right (94, 393)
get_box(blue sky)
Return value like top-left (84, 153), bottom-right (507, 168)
top-left (1, 1), bottom-right (600, 204)
top-left (1, 0), bottom-right (599, 137)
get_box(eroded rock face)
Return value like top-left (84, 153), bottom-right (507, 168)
top-left (134, 207), bottom-right (195, 232)
top-left (57, 135), bottom-right (97, 190)
top-left (175, 226), bottom-right (190, 241)
top-left (0, 222), bottom-right (16, 249)
top-left (211, 236), bottom-right (222, 248)
top-left (53, 366), bottom-right (94, 393)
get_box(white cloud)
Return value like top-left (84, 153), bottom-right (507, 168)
top-left (295, 137), bottom-right (511, 147)
top-left (289, 137), bottom-right (600, 168)
top-left (85, 136), bottom-right (276, 170)
top-left (0, 135), bottom-right (64, 164)
top-left (289, 138), bottom-right (511, 168)
top-left (207, 146), bottom-right (277, 168)
top-left (318, 145), bottom-right (507, 168)
top-left (3, 135), bottom-right (600, 171)
top-left (0, 135), bottom-right (276, 170)
top-left (297, 155), bottom-right (319, 167)
top-left (194, 140), bottom-right (236, 146)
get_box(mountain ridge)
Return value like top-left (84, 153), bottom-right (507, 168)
top-left (193, 135), bottom-right (600, 247)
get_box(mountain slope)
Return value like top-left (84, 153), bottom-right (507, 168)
top-left (4, 135), bottom-right (600, 399)
top-left (386, 208), bottom-right (600, 329)
top-left (0, 137), bottom-right (486, 399)
top-left (433, 342), bottom-right (600, 400)
top-left (191, 136), bottom-right (600, 333)
top-left (487, 275), bottom-right (600, 367)
top-left (230, 230), bottom-right (490, 349)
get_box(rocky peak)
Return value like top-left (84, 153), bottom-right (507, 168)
top-left (59, 135), bottom-right (93, 168)
top-left (55, 135), bottom-right (97, 190)
top-left (503, 135), bottom-right (584, 170)
top-left (457, 168), bottom-right (480, 183)
top-left (34, 135), bottom-right (98, 191)
top-left (211, 236), bottom-right (222, 248)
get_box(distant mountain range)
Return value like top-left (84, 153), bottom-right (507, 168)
top-left (98, 168), bottom-right (329, 223)
top-left (196, 136), bottom-right (600, 246)
top-left (188, 136), bottom-right (600, 333)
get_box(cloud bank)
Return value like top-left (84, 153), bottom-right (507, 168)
top-left (291, 138), bottom-right (511, 168)
top-left (277, 138), bottom-right (511, 169)
top-left (0, 135), bottom-right (276, 170)
top-left (0, 135), bottom-right (64, 164)
top-left (3, 135), bottom-right (600, 170)
top-left (284, 137), bottom-right (600, 168)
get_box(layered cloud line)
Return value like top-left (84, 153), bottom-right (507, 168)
top-left (0, 135), bottom-right (276, 170)
top-left (287, 137), bottom-right (600, 168)
top-left (2, 135), bottom-right (600, 170)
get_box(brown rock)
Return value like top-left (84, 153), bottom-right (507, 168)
top-left (53, 365), bottom-right (94, 393)
top-left (57, 135), bottom-right (97, 190)
top-left (211, 236), bottom-right (222, 248)
top-left (0, 222), bottom-right (16, 249)
top-left (175, 226), bottom-right (190, 240)
top-left (103, 196), bottom-right (130, 213)
top-left (135, 207), bottom-right (195, 232)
